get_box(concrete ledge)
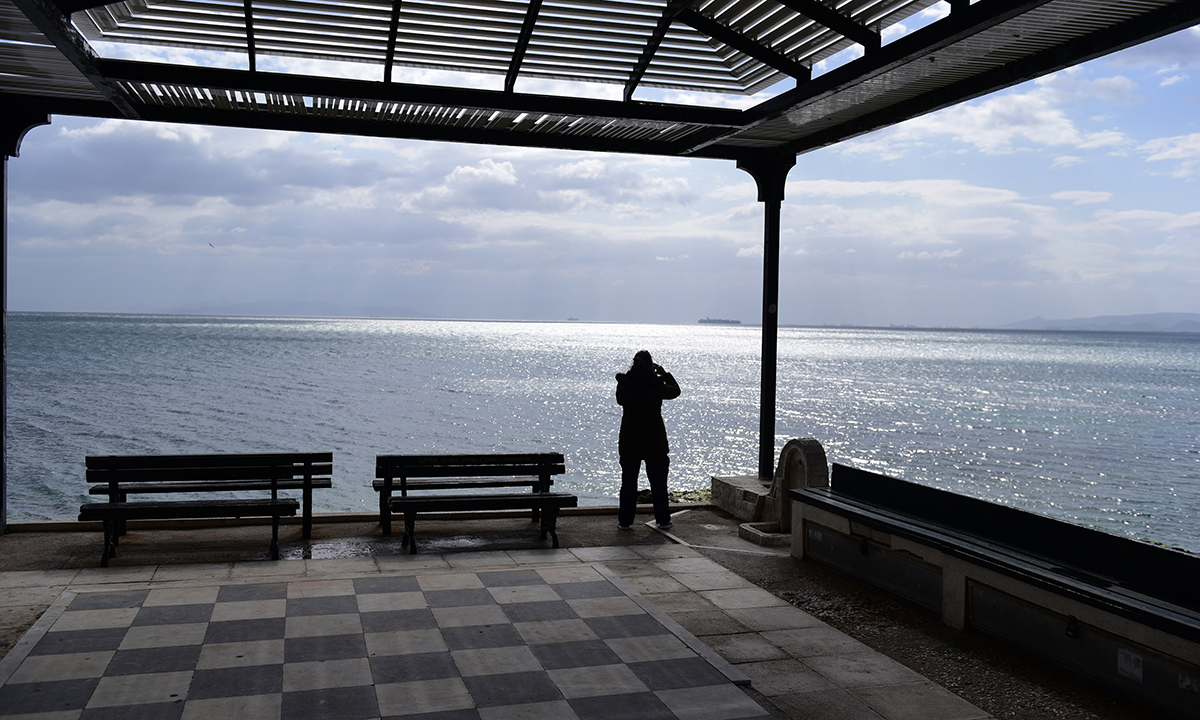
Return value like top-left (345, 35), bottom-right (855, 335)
top-left (791, 463), bottom-right (1200, 720)
top-left (738, 521), bottom-right (790, 547)
top-left (711, 475), bottom-right (769, 522)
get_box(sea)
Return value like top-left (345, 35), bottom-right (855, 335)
top-left (5, 312), bottom-right (1199, 553)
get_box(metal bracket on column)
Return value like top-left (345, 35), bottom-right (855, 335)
top-left (736, 151), bottom-right (796, 479)
top-left (1, 102), bottom-right (51, 158)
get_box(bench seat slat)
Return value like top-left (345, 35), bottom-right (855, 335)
top-left (90, 479), bottom-right (334, 495)
top-left (372, 478), bottom-right (547, 492)
top-left (390, 492), bottom-right (577, 513)
top-left (374, 464), bottom-right (564, 479)
top-left (79, 498), bottom-right (299, 521)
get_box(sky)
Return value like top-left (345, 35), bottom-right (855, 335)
top-left (6, 5), bottom-right (1200, 328)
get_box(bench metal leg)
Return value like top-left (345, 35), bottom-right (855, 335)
top-left (539, 506), bottom-right (561, 548)
top-left (100, 520), bottom-right (116, 567)
top-left (404, 511), bottom-right (417, 554)
top-left (271, 514), bottom-right (281, 560)
top-left (303, 486), bottom-right (313, 540)
top-left (380, 492), bottom-right (392, 536)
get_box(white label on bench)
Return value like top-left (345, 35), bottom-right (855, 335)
top-left (1117, 647), bottom-right (1143, 683)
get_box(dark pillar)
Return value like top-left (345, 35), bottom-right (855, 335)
top-left (736, 152), bottom-right (795, 479)
top-left (1, 105), bottom-right (52, 534)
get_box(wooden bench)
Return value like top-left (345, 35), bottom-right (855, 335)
top-left (375, 453), bottom-right (577, 553)
top-left (79, 452), bottom-right (333, 566)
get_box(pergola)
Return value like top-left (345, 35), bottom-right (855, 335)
top-left (2, 0), bottom-right (1197, 530)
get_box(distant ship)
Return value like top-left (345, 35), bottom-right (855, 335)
top-left (698, 318), bottom-right (741, 325)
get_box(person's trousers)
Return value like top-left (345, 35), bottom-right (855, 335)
top-left (618, 454), bottom-right (671, 527)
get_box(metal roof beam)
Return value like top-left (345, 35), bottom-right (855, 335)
top-left (50, 0), bottom-right (108, 14)
top-left (98, 59), bottom-right (747, 128)
top-left (775, 0), bottom-right (881, 52)
top-left (678, 8), bottom-right (812, 81)
top-left (128, 102), bottom-right (692, 157)
top-left (505, 0), bottom-right (544, 93)
top-left (384, 0), bottom-right (402, 83)
top-left (624, 0), bottom-right (690, 102)
top-left (678, 0), bottom-right (1058, 156)
top-left (12, 0), bottom-right (140, 119)
top-left (243, 0), bottom-right (256, 73)
top-left (779, 0), bottom-right (1200, 157)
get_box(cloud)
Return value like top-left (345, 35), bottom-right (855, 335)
top-left (839, 69), bottom-right (1137, 159)
top-left (787, 179), bottom-right (1020, 207)
top-left (1051, 190), bottom-right (1111, 205)
top-left (1139, 132), bottom-right (1200, 177)
top-left (1104, 27), bottom-right (1200, 70)
top-left (1052, 156), bottom-right (1084, 168)
top-left (898, 249), bottom-right (962, 260)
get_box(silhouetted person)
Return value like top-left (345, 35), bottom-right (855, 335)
top-left (615, 350), bottom-right (681, 529)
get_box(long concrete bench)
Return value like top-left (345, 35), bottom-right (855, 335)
top-left (790, 462), bottom-right (1200, 719)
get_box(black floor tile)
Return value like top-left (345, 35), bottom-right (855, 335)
top-left (286, 595), bottom-right (360, 617)
top-left (217, 583), bottom-right (288, 603)
top-left (584, 614), bottom-right (669, 639)
top-left (461, 671), bottom-right (562, 707)
top-left (0, 678), bottom-right (100, 715)
top-left (500, 600), bottom-right (577, 624)
top-left (569, 691), bottom-right (677, 720)
top-left (80, 701), bottom-right (186, 720)
top-left (105, 645), bottom-right (204, 676)
top-left (66, 589), bottom-right (150, 611)
top-left (383, 709), bottom-right (481, 720)
top-left (528, 639), bottom-right (623, 670)
top-left (132, 603), bottom-right (213, 627)
top-left (360, 608), bottom-right (437, 634)
top-left (188, 664), bottom-right (283, 699)
top-left (28, 627), bottom-right (128, 656)
top-left (353, 576), bottom-right (421, 594)
top-left (204, 617), bottom-right (286, 644)
top-left (282, 685), bottom-right (380, 720)
top-left (423, 588), bottom-right (495, 608)
top-left (441, 624), bottom-right (525, 651)
top-left (628, 656), bottom-right (729, 691)
top-left (477, 570), bottom-right (545, 588)
top-left (285, 633), bottom-right (368, 663)
top-left (550, 581), bottom-right (623, 600)
top-left (370, 651), bottom-right (460, 684)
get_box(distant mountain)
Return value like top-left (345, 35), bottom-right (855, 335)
top-left (1004, 313), bottom-right (1200, 333)
top-left (154, 300), bottom-right (422, 319)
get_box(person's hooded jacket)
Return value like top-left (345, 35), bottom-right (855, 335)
top-left (615, 366), bottom-right (681, 458)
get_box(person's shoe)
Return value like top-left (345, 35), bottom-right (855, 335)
top-left (617, 523), bottom-right (632, 531)
top-left (656, 522), bottom-right (673, 530)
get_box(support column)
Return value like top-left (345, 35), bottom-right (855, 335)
top-left (1, 105), bottom-right (52, 534)
top-left (736, 152), bottom-right (795, 479)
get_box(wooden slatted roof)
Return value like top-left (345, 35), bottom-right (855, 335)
top-left (3, 0), bottom-right (1198, 160)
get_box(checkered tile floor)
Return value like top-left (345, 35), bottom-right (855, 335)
top-left (0, 564), bottom-right (771, 720)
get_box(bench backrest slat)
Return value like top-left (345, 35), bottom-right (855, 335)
top-left (376, 453), bottom-right (564, 479)
top-left (87, 464), bottom-right (334, 484)
top-left (87, 452), bottom-right (332, 472)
